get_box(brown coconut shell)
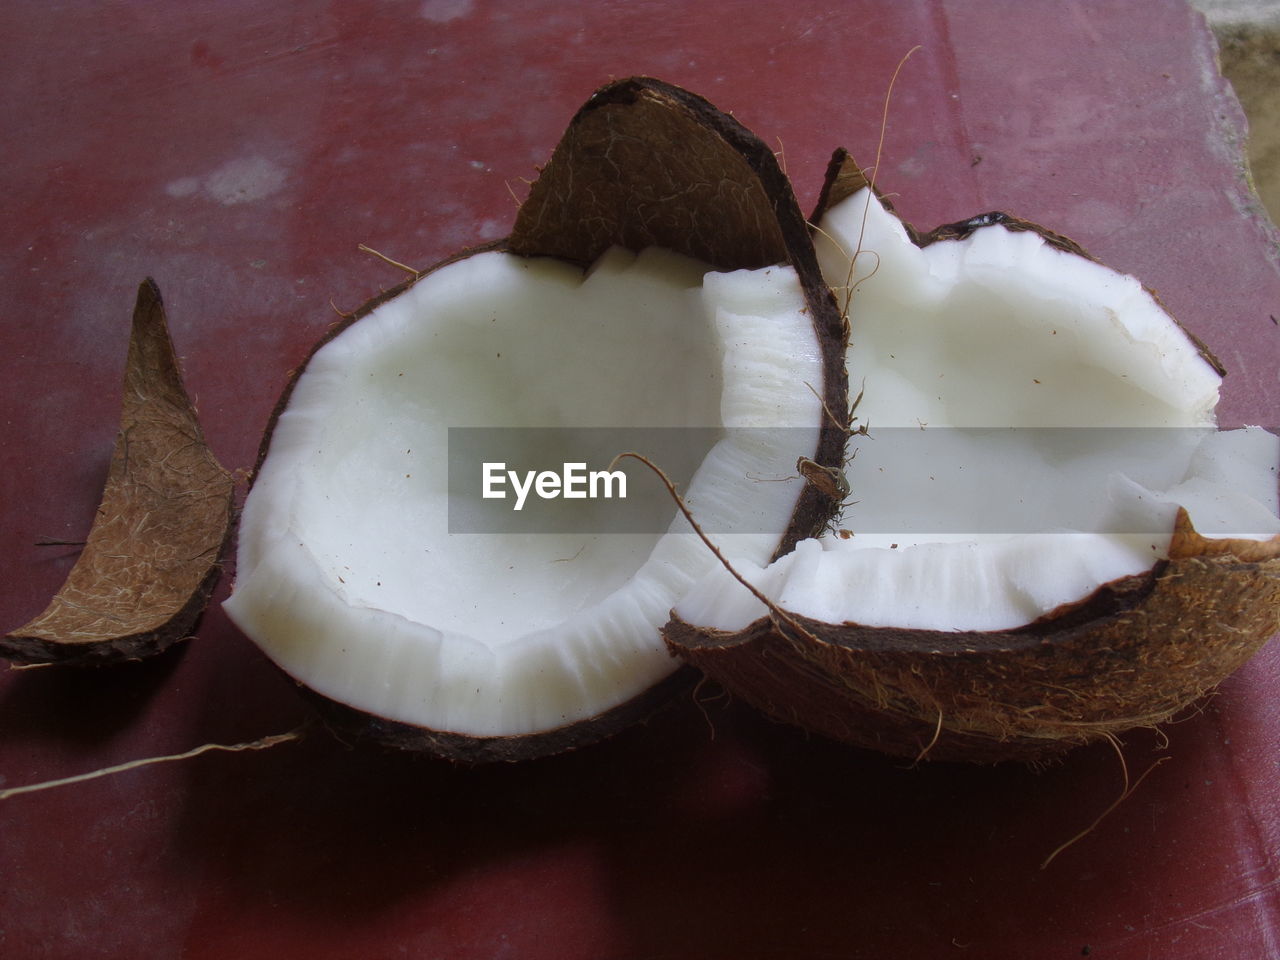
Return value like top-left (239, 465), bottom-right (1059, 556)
top-left (509, 77), bottom-right (849, 555)
top-left (663, 154), bottom-right (1280, 763)
top-left (2, 279), bottom-right (236, 666)
top-left (244, 77), bottom-right (849, 761)
top-left (665, 527), bottom-right (1280, 764)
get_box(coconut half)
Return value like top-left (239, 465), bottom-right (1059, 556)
top-left (223, 79), bottom-right (847, 761)
top-left (666, 154), bottom-right (1280, 762)
top-left (2, 279), bottom-right (236, 666)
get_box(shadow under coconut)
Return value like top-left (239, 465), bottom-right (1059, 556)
top-left (161, 679), bottom-right (727, 937)
top-left (153, 654), bottom-right (1253, 959)
top-left (0, 640), bottom-right (187, 751)
top-left (596, 700), bottom-right (1225, 959)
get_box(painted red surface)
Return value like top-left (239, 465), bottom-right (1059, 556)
top-left (2, 2), bottom-right (1278, 958)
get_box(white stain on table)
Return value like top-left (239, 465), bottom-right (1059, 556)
top-left (203, 156), bottom-right (287, 204)
top-left (165, 155), bottom-right (287, 205)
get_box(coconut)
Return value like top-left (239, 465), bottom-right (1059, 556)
top-left (221, 78), bottom-right (847, 761)
top-left (2, 279), bottom-right (236, 666)
top-left (16, 82), bottom-right (1273, 769)
top-left (665, 153), bottom-right (1280, 763)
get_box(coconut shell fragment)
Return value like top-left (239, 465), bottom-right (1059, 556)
top-left (2, 279), bottom-right (235, 666)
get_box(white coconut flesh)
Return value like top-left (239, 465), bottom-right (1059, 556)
top-left (677, 189), bottom-right (1280, 634)
top-left (224, 246), bottom-right (823, 736)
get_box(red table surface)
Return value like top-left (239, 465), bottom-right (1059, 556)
top-left (2, 2), bottom-right (1279, 958)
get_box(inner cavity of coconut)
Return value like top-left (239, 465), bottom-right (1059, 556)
top-left (676, 189), bottom-right (1280, 634)
top-left (225, 247), bottom-right (822, 736)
